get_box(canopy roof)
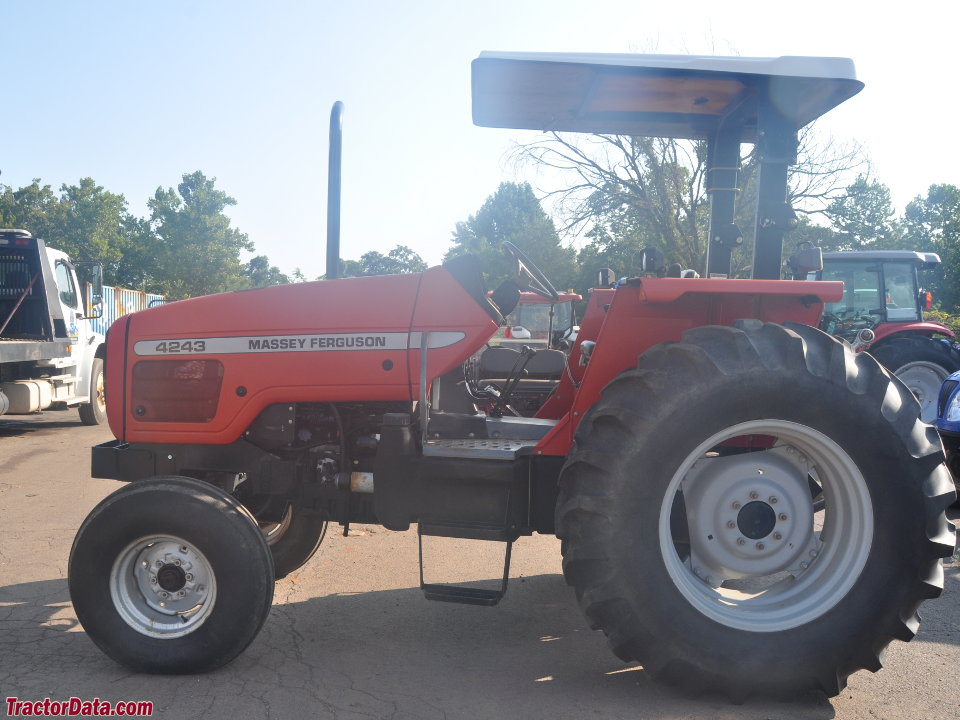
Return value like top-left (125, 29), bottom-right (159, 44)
top-left (472, 51), bottom-right (863, 141)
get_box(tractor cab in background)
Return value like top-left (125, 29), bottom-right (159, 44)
top-left (811, 250), bottom-right (960, 421)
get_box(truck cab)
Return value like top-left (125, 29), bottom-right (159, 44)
top-left (0, 229), bottom-right (106, 423)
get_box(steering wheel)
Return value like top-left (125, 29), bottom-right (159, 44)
top-left (502, 241), bottom-right (559, 302)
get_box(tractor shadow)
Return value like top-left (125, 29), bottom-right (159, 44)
top-left (12, 566), bottom-right (960, 719)
top-left (0, 413), bottom-right (86, 437)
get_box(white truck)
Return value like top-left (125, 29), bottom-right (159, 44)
top-left (0, 228), bottom-right (106, 424)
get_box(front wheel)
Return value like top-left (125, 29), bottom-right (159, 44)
top-left (556, 322), bottom-right (955, 699)
top-left (69, 476), bottom-right (275, 673)
top-left (78, 357), bottom-right (106, 425)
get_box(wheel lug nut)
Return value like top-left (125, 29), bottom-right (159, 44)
top-left (726, 521), bottom-right (736, 529)
top-left (768, 496), bottom-right (778, 504)
top-left (756, 542), bottom-right (765, 550)
top-left (749, 491), bottom-right (759, 499)
top-left (156, 560), bottom-right (163, 567)
top-left (736, 538), bottom-right (746, 546)
top-left (178, 590), bottom-right (186, 597)
top-left (773, 532), bottom-right (782, 540)
top-left (732, 502), bottom-right (742, 510)
top-left (160, 592), bottom-right (168, 598)
top-left (185, 573), bottom-right (194, 581)
top-left (174, 559), bottom-right (181, 566)
top-left (150, 577), bottom-right (157, 584)
top-left (779, 513), bottom-right (788, 521)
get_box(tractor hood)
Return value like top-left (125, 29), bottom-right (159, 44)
top-left (105, 261), bottom-right (500, 444)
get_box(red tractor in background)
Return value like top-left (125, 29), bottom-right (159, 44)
top-left (68, 52), bottom-right (955, 700)
top-left (812, 250), bottom-right (960, 421)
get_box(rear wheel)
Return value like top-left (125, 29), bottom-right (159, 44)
top-left (69, 476), bottom-right (274, 673)
top-left (869, 336), bottom-right (960, 422)
top-left (556, 322), bottom-right (955, 699)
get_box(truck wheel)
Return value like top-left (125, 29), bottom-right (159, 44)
top-left (556, 322), bottom-right (955, 699)
top-left (78, 358), bottom-right (106, 425)
top-left (69, 475), bottom-right (274, 673)
top-left (869, 336), bottom-right (960, 422)
top-left (260, 505), bottom-right (328, 580)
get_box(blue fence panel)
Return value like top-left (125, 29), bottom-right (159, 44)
top-left (86, 283), bottom-right (166, 336)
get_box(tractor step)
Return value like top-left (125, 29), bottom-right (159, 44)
top-left (420, 583), bottom-right (505, 606)
top-left (418, 525), bottom-right (513, 606)
top-left (422, 437), bottom-right (537, 460)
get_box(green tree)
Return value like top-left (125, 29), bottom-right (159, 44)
top-left (0, 178), bottom-right (142, 286)
top-left (446, 182), bottom-right (577, 290)
top-left (901, 184), bottom-right (960, 312)
top-left (147, 171), bottom-right (253, 300)
top-left (245, 256), bottom-right (290, 287)
top-left (344, 244), bottom-right (427, 277)
top-left (0, 180), bottom-right (66, 245)
top-left (511, 127), bottom-right (864, 281)
top-left (825, 176), bottom-right (900, 250)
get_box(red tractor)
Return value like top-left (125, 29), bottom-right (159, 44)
top-left (813, 250), bottom-right (960, 421)
top-left (69, 52), bottom-right (955, 699)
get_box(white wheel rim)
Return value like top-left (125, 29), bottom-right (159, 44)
top-left (110, 535), bottom-right (218, 639)
top-left (895, 361), bottom-right (948, 423)
top-left (658, 420), bottom-right (873, 632)
top-left (94, 370), bottom-right (105, 412)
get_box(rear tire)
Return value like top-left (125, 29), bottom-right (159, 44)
top-left (556, 322), bottom-right (955, 699)
top-left (69, 475), bottom-right (274, 673)
top-left (78, 358), bottom-right (106, 425)
top-left (869, 336), bottom-right (960, 422)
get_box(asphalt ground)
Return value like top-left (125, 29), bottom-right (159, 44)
top-left (1, 410), bottom-right (958, 719)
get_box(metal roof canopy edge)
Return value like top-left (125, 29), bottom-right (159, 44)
top-left (471, 51), bottom-right (863, 141)
top-left (823, 250), bottom-right (941, 266)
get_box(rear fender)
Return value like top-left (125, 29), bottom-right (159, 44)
top-left (534, 278), bottom-right (841, 456)
top-left (870, 322), bottom-right (957, 346)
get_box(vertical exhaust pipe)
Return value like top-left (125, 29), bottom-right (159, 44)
top-left (326, 101), bottom-right (344, 279)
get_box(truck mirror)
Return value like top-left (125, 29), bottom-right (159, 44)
top-left (76, 262), bottom-right (104, 319)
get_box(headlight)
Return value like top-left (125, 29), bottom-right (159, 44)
top-left (947, 394), bottom-right (960, 422)
top-left (938, 377), bottom-right (960, 423)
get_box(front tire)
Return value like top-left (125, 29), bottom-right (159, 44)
top-left (78, 357), bottom-right (106, 425)
top-left (556, 322), bottom-right (955, 699)
top-left (869, 335), bottom-right (960, 422)
top-left (69, 476), bottom-right (274, 673)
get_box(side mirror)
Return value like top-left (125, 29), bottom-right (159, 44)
top-left (638, 247), bottom-right (666, 276)
top-left (76, 262), bottom-right (104, 319)
top-left (596, 268), bottom-right (616, 288)
top-left (786, 245), bottom-right (823, 280)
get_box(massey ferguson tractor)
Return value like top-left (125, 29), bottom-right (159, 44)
top-left (68, 52), bottom-right (956, 700)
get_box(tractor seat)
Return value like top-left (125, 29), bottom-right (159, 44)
top-left (479, 346), bottom-right (567, 382)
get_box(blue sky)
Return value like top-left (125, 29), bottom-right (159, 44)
top-left (2, 1), bottom-right (958, 278)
